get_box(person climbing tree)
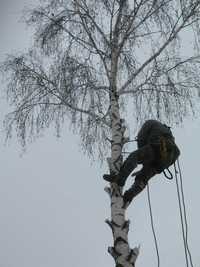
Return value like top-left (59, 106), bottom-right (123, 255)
top-left (103, 120), bottom-right (180, 205)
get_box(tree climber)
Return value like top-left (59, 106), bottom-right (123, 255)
top-left (103, 120), bottom-right (180, 205)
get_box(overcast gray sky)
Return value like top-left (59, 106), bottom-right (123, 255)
top-left (0, 1), bottom-right (200, 267)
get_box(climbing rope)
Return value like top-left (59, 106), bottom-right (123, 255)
top-left (147, 160), bottom-right (194, 267)
top-left (175, 160), bottom-right (194, 267)
top-left (147, 183), bottom-right (160, 267)
top-left (124, 136), bottom-right (194, 267)
top-left (174, 162), bottom-right (189, 267)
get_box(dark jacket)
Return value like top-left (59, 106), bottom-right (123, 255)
top-left (137, 120), bottom-right (174, 148)
top-left (137, 120), bottom-right (180, 172)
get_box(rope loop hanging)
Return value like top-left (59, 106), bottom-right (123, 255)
top-left (163, 168), bottom-right (173, 180)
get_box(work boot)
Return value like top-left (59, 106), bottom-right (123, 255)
top-left (103, 174), bottom-right (125, 186)
top-left (123, 184), bottom-right (144, 204)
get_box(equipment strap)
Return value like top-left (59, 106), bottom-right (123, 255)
top-left (163, 168), bottom-right (173, 180)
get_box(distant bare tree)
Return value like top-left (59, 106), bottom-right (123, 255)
top-left (2, 0), bottom-right (200, 266)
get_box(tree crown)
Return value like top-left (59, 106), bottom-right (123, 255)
top-left (2, 0), bottom-right (200, 159)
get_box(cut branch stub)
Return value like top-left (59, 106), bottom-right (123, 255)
top-left (108, 246), bottom-right (122, 259)
top-left (105, 219), bottom-right (114, 232)
top-left (127, 247), bottom-right (140, 264)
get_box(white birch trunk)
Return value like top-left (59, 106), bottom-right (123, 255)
top-left (105, 90), bottom-right (139, 267)
top-left (105, 75), bottom-right (139, 267)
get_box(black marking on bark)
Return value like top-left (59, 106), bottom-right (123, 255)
top-left (127, 248), bottom-right (138, 263)
top-left (114, 236), bottom-right (128, 247)
top-left (113, 166), bottom-right (120, 173)
top-left (111, 201), bottom-right (115, 206)
top-left (127, 249), bottom-right (136, 262)
top-left (111, 186), bottom-right (121, 197)
top-left (113, 155), bottom-right (122, 172)
top-left (113, 128), bottom-right (121, 134)
top-left (115, 213), bottom-right (124, 217)
top-left (110, 149), bottom-right (122, 172)
top-left (114, 192), bottom-right (121, 197)
top-left (111, 187), bottom-right (117, 197)
top-left (113, 247), bottom-right (122, 257)
top-left (111, 220), bottom-right (121, 228)
top-left (106, 137), bottom-right (113, 144)
top-left (112, 112), bottom-right (118, 120)
top-left (111, 190), bottom-right (119, 198)
top-left (114, 122), bottom-right (122, 129)
top-left (116, 264), bottom-right (123, 267)
top-left (116, 126), bottom-right (122, 133)
top-left (122, 220), bottom-right (130, 230)
top-left (114, 93), bottom-right (119, 100)
top-left (113, 128), bottom-right (122, 134)
top-left (113, 136), bottom-right (121, 140)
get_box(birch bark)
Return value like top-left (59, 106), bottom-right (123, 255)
top-left (105, 6), bottom-right (140, 262)
top-left (105, 87), bottom-right (139, 267)
top-left (106, 87), bottom-right (139, 267)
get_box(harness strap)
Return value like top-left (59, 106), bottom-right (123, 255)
top-left (163, 168), bottom-right (173, 180)
top-left (159, 136), bottom-right (168, 161)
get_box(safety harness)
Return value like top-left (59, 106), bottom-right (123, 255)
top-left (159, 135), bottom-right (177, 180)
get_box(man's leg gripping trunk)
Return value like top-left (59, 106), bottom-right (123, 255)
top-left (103, 145), bottom-right (155, 186)
top-left (123, 166), bottom-right (157, 203)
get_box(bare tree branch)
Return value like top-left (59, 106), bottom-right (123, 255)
top-left (119, 4), bottom-right (200, 94)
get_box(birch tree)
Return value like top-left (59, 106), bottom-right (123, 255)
top-left (2, 0), bottom-right (200, 266)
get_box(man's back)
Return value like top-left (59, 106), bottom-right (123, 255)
top-left (137, 120), bottom-right (174, 148)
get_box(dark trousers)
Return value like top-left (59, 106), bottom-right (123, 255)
top-left (119, 145), bottom-right (156, 185)
top-left (118, 145), bottom-right (158, 200)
